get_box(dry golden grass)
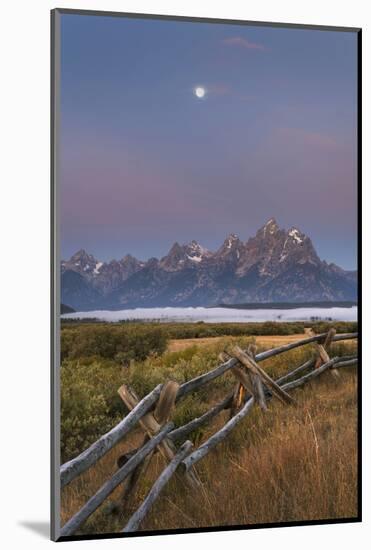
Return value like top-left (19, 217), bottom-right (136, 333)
top-left (167, 333), bottom-right (309, 352)
top-left (61, 365), bottom-right (358, 535)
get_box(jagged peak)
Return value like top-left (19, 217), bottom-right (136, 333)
top-left (121, 253), bottom-right (141, 263)
top-left (69, 248), bottom-right (100, 264)
top-left (265, 217), bottom-right (278, 227)
top-left (186, 239), bottom-right (201, 250)
top-left (215, 234), bottom-right (243, 260)
top-left (257, 218), bottom-right (280, 237)
top-left (287, 227), bottom-right (306, 244)
top-left (184, 239), bottom-right (210, 255)
top-left (71, 248), bottom-right (93, 259)
top-left (167, 241), bottom-right (183, 254)
top-left (223, 233), bottom-right (241, 248)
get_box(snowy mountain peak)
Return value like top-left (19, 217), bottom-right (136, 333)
top-left (159, 240), bottom-right (210, 270)
top-left (216, 233), bottom-right (244, 261)
top-left (185, 240), bottom-right (210, 262)
top-left (61, 220), bottom-right (356, 309)
top-left (71, 249), bottom-right (97, 262)
top-left (257, 218), bottom-right (280, 238)
top-left (187, 240), bottom-right (202, 252)
top-left (288, 227), bottom-right (305, 244)
top-left (225, 233), bottom-right (239, 248)
top-left (62, 249), bottom-right (101, 275)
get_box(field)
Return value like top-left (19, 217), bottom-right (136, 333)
top-left (167, 332), bottom-right (310, 352)
top-left (60, 321), bottom-right (358, 534)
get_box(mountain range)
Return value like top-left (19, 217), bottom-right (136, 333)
top-left (61, 218), bottom-right (357, 311)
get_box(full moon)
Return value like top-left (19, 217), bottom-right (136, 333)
top-left (194, 87), bottom-right (206, 98)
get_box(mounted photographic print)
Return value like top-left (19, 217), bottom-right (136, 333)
top-left (51, 9), bottom-right (361, 541)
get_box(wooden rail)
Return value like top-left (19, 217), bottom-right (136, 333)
top-left (60, 331), bottom-right (358, 536)
top-left (60, 384), bottom-right (163, 488)
top-left (60, 422), bottom-right (174, 537)
top-left (122, 441), bottom-right (193, 533)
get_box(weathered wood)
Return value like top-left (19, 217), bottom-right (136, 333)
top-left (183, 353), bottom-right (355, 472)
top-left (325, 328), bottom-right (340, 377)
top-left (182, 397), bottom-right (255, 471)
top-left (122, 440), bottom-right (193, 533)
top-left (314, 328), bottom-right (336, 369)
top-left (176, 333), bottom-right (357, 399)
top-left (230, 346), bottom-right (295, 405)
top-left (218, 351), bottom-right (229, 363)
top-left (117, 382), bottom-right (179, 511)
top-left (281, 357), bottom-right (338, 392)
top-left (229, 382), bottom-right (245, 418)
top-left (154, 381), bottom-right (180, 424)
top-left (118, 384), bottom-right (174, 463)
top-left (332, 354), bottom-right (358, 362)
top-left (60, 422), bottom-right (174, 537)
top-left (118, 384), bottom-right (200, 489)
top-left (275, 359), bottom-right (314, 385)
top-left (247, 344), bottom-right (267, 411)
top-left (256, 332), bottom-right (357, 362)
top-left (168, 394), bottom-right (233, 442)
top-left (118, 436), bottom-right (155, 516)
top-left (315, 328), bottom-right (339, 378)
top-left (218, 352), bottom-right (246, 417)
top-left (276, 355), bottom-right (354, 386)
top-left (333, 357), bottom-right (358, 368)
top-left (253, 375), bottom-right (268, 411)
top-left (60, 329), bottom-right (358, 535)
top-left (323, 327), bottom-right (336, 345)
top-left (278, 357), bottom-right (357, 393)
top-left (116, 383), bottom-right (180, 513)
top-left (60, 384), bottom-right (163, 488)
top-left (177, 357), bottom-right (234, 399)
top-left (248, 344), bottom-right (258, 356)
top-left (231, 364), bottom-right (254, 394)
top-left (118, 385), bottom-right (161, 435)
top-left (235, 383), bottom-right (246, 408)
top-left (325, 327), bottom-right (337, 343)
top-left (119, 380), bottom-right (179, 514)
top-left (316, 344), bottom-right (330, 364)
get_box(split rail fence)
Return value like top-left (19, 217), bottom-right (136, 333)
top-left (60, 330), bottom-right (358, 536)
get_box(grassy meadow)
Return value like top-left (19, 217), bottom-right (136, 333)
top-left (60, 320), bottom-right (358, 534)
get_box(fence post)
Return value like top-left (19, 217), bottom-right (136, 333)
top-left (219, 351), bottom-right (249, 418)
top-left (60, 331), bottom-right (357, 535)
top-left (314, 328), bottom-right (339, 378)
top-left (229, 346), bottom-right (295, 405)
top-left (247, 344), bottom-right (268, 411)
top-left (117, 382), bottom-right (200, 501)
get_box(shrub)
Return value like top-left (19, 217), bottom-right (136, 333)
top-left (61, 324), bottom-right (168, 364)
top-left (60, 359), bottom-right (124, 462)
top-left (160, 321), bottom-right (305, 339)
top-left (309, 321), bottom-right (358, 334)
top-left (60, 323), bottom-right (357, 465)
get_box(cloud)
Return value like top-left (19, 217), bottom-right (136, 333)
top-left (223, 36), bottom-right (267, 51)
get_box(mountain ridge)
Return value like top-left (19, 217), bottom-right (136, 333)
top-left (61, 219), bottom-right (357, 310)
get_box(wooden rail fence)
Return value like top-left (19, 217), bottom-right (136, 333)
top-left (60, 330), bottom-right (358, 537)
